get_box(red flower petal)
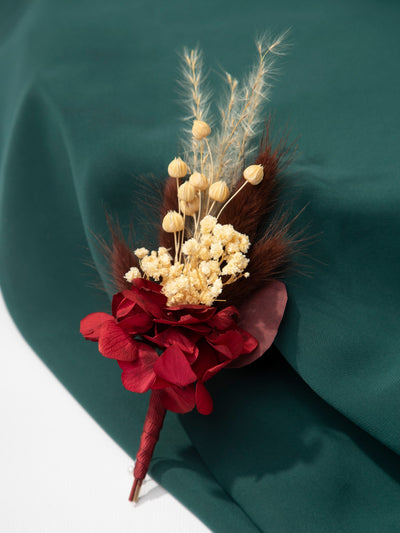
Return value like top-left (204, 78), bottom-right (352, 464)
top-left (212, 306), bottom-right (239, 331)
top-left (163, 305), bottom-right (216, 324)
top-left (118, 345), bottom-right (158, 393)
top-left (132, 278), bottom-right (164, 294)
top-left (153, 346), bottom-right (197, 387)
top-left (154, 317), bottom-right (211, 334)
top-left (151, 375), bottom-right (172, 390)
top-left (119, 312), bottom-right (153, 335)
top-left (98, 320), bottom-right (139, 361)
top-left (207, 329), bottom-right (245, 359)
top-left (191, 341), bottom-right (220, 380)
top-left (113, 295), bottom-right (135, 319)
top-left (237, 327), bottom-right (259, 354)
top-left (146, 327), bottom-right (199, 363)
top-left (195, 382), bottom-right (213, 415)
top-left (111, 293), bottom-right (123, 317)
top-left (160, 385), bottom-right (196, 413)
top-left (123, 283), bottom-right (167, 318)
top-left (202, 360), bottom-right (229, 382)
top-left (80, 312), bottom-right (113, 341)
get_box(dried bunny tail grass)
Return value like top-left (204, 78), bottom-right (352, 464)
top-left (212, 31), bottom-right (289, 187)
top-left (219, 118), bottom-right (295, 243)
top-left (178, 46), bottom-right (213, 175)
top-left (179, 47), bottom-right (212, 123)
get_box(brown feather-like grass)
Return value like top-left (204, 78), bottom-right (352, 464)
top-left (218, 120), bottom-right (299, 307)
top-left (95, 174), bottom-right (170, 293)
top-left (98, 213), bottom-right (139, 293)
top-left (219, 210), bottom-right (304, 307)
top-left (219, 118), bottom-right (292, 241)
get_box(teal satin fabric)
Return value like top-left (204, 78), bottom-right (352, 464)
top-left (1, 1), bottom-right (399, 531)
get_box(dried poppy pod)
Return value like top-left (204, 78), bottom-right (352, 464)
top-left (243, 164), bottom-right (264, 185)
top-left (192, 119), bottom-right (211, 140)
top-left (180, 195), bottom-right (200, 216)
top-left (189, 171), bottom-right (208, 191)
top-left (168, 157), bottom-right (188, 178)
top-left (178, 181), bottom-right (196, 202)
top-left (209, 180), bottom-right (229, 202)
top-left (162, 210), bottom-right (184, 232)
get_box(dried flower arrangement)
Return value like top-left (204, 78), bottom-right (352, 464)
top-left (81, 33), bottom-right (294, 502)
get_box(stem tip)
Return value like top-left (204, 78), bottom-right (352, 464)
top-left (129, 478), bottom-right (143, 503)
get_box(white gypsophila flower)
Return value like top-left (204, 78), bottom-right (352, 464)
top-left (232, 252), bottom-right (249, 270)
top-left (226, 240), bottom-right (240, 254)
top-left (135, 216), bottom-right (250, 306)
top-left (208, 260), bottom-right (220, 273)
top-left (213, 223), bottom-right (236, 245)
top-left (134, 247), bottom-right (149, 259)
top-left (200, 233), bottom-right (213, 247)
top-left (158, 247), bottom-right (173, 266)
top-left (200, 261), bottom-right (211, 276)
top-left (209, 278), bottom-right (223, 298)
top-left (199, 246), bottom-right (211, 261)
top-left (239, 235), bottom-right (250, 253)
top-left (210, 242), bottom-right (224, 260)
top-left (182, 238), bottom-right (200, 256)
top-left (201, 291), bottom-right (214, 306)
top-left (141, 255), bottom-right (162, 280)
top-left (221, 262), bottom-right (238, 276)
top-left (200, 215), bottom-right (217, 234)
top-left (124, 267), bottom-right (142, 283)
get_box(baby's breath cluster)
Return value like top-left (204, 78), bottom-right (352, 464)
top-left (126, 216), bottom-right (250, 306)
top-left (123, 117), bottom-right (264, 306)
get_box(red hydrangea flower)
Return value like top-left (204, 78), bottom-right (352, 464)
top-left (80, 279), bottom-right (258, 415)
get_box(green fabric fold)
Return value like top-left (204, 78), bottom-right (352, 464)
top-left (1, 0), bottom-right (399, 531)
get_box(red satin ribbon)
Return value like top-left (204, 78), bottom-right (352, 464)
top-left (129, 390), bottom-right (167, 502)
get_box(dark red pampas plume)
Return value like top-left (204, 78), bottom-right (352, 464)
top-left (96, 214), bottom-right (139, 293)
top-left (219, 122), bottom-right (297, 307)
top-left (219, 120), bottom-right (286, 242)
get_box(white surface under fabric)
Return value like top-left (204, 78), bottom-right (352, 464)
top-left (0, 291), bottom-right (210, 533)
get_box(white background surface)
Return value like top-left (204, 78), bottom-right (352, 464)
top-left (0, 290), bottom-right (210, 533)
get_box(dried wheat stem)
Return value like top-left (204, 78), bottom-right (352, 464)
top-left (216, 181), bottom-right (248, 220)
top-left (204, 137), bottom-right (214, 183)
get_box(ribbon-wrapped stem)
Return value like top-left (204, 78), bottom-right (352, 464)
top-left (129, 390), bottom-right (167, 502)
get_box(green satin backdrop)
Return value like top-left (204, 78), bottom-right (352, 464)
top-left (1, 1), bottom-right (399, 531)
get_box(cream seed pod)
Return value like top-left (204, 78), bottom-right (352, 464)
top-left (178, 181), bottom-right (196, 202)
top-left (189, 171), bottom-right (208, 191)
top-left (192, 119), bottom-right (211, 140)
top-left (162, 210), bottom-right (184, 233)
top-left (243, 164), bottom-right (264, 185)
top-left (209, 180), bottom-right (229, 202)
top-left (168, 157), bottom-right (188, 178)
top-left (180, 195), bottom-right (200, 216)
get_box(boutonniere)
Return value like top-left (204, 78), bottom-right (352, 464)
top-left (81, 33), bottom-right (295, 502)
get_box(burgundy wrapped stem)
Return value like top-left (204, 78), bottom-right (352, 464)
top-left (129, 390), bottom-right (167, 502)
